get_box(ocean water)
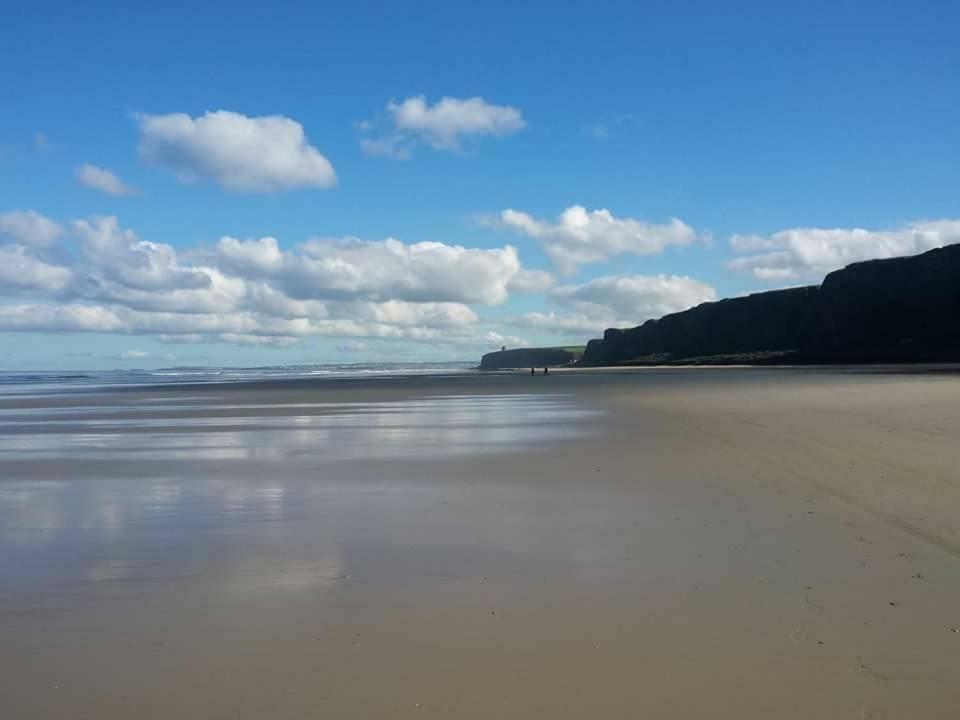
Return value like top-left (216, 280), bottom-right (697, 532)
top-left (0, 362), bottom-right (477, 394)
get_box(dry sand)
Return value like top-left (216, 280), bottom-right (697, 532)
top-left (2, 367), bottom-right (960, 718)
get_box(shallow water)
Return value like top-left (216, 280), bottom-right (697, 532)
top-left (0, 392), bottom-right (596, 461)
top-left (0, 389), bottom-right (597, 601)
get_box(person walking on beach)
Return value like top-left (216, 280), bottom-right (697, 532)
top-left (543, 367), bottom-right (549, 376)
top-left (531, 367), bottom-right (535, 375)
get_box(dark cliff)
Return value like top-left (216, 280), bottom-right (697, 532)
top-left (580, 244), bottom-right (960, 366)
top-left (805, 244), bottom-right (960, 361)
top-left (582, 286), bottom-right (818, 365)
top-left (480, 346), bottom-right (584, 370)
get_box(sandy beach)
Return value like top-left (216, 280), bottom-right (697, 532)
top-left (3, 367), bottom-right (960, 718)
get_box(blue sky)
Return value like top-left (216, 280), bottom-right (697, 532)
top-left (2, 0), bottom-right (958, 369)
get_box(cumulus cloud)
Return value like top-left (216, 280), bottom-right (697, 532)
top-left (1, 209), bottom-right (725, 351)
top-left (137, 110), bottom-right (336, 193)
top-left (0, 302), bottom-right (350, 340)
top-left (387, 96), bottom-right (525, 150)
top-left (515, 311), bottom-right (629, 336)
top-left (71, 215), bottom-right (202, 291)
top-left (0, 244), bottom-right (73, 293)
top-left (75, 164), bottom-right (138, 196)
top-left (0, 210), bottom-right (538, 350)
top-left (0, 303), bottom-right (128, 333)
top-left (728, 220), bottom-right (960, 282)
top-left (218, 235), bottom-right (523, 305)
top-left (359, 95), bottom-right (525, 157)
top-left (217, 235), bottom-right (285, 274)
top-left (0, 211), bottom-right (71, 293)
top-left (514, 274), bottom-right (716, 337)
top-left (506, 268), bottom-right (555, 293)
top-left (352, 299), bottom-right (477, 327)
top-left (493, 205), bottom-right (697, 274)
top-left (67, 215), bottom-right (246, 314)
top-left (0, 210), bottom-right (63, 247)
top-left (552, 274), bottom-right (716, 318)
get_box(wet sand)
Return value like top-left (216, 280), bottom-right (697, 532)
top-left (2, 367), bottom-right (960, 718)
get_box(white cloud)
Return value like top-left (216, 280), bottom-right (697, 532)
top-left (69, 216), bottom-right (246, 314)
top-left (507, 268), bottom-right (555, 293)
top-left (359, 95), bottom-right (524, 157)
top-left (3, 211), bottom-right (712, 353)
top-left (728, 220), bottom-right (960, 282)
top-left (387, 96), bottom-right (525, 151)
top-left (1, 211), bottom-right (712, 356)
top-left (514, 274), bottom-right (716, 337)
top-left (0, 211), bottom-right (540, 350)
top-left (516, 311), bottom-right (628, 336)
top-left (70, 215), bottom-right (213, 295)
top-left (0, 245), bottom-right (73, 293)
top-left (0, 210), bottom-right (63, 247)
top-left (351, 299), bottom-right (477, 327)
top-left (137, 110), bottom-right (336, 193)
top-left (216, 236), bottom-right (286, 274)
top-left (0, 303), bottom-right (128, 333)
top-left (552, 274), bottom-right (716, 318)
top-left (219, 235), bottom-right (523, 305)
top-left (494, 205), bottom-right (697, 274)
top-left (0, 302), bottom-right (310, 339)
top-left (246, 281), bottom-right (327, 319)
top-left (359, 137), bottom-right (410, 160)
top-left (471, 331), bottom-right (530, 349)
top-left (0, 212), bottom-right (72, 293)
top-left (76, 164), bottom-right (138, 197)
top-left (0, 300), bottom-right (515, 348)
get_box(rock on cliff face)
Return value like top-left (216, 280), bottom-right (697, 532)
top-left (806, 244), bottom-right (960, 361)
top-left (581, 286), bottom-right (818, 365)
top-left (581, 244), bottom-right (960, 365)
top-left (480, 347), bottom-right (581, 370)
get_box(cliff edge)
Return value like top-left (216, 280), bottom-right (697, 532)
top-left (579, 244), bottom-right (960, 366)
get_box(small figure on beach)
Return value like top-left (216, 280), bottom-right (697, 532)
top-left (543, 367), bottom-right (549, 376)
top-left (531, 367), bottom-right (535, 375)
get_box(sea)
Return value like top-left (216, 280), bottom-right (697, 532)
top-left (0, 362), bottom-right (477, 394)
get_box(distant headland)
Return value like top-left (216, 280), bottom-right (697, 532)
top-left (479, 345), bottom-right (585, 370)
top-left (481, 244), bottom-right (960, 369)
